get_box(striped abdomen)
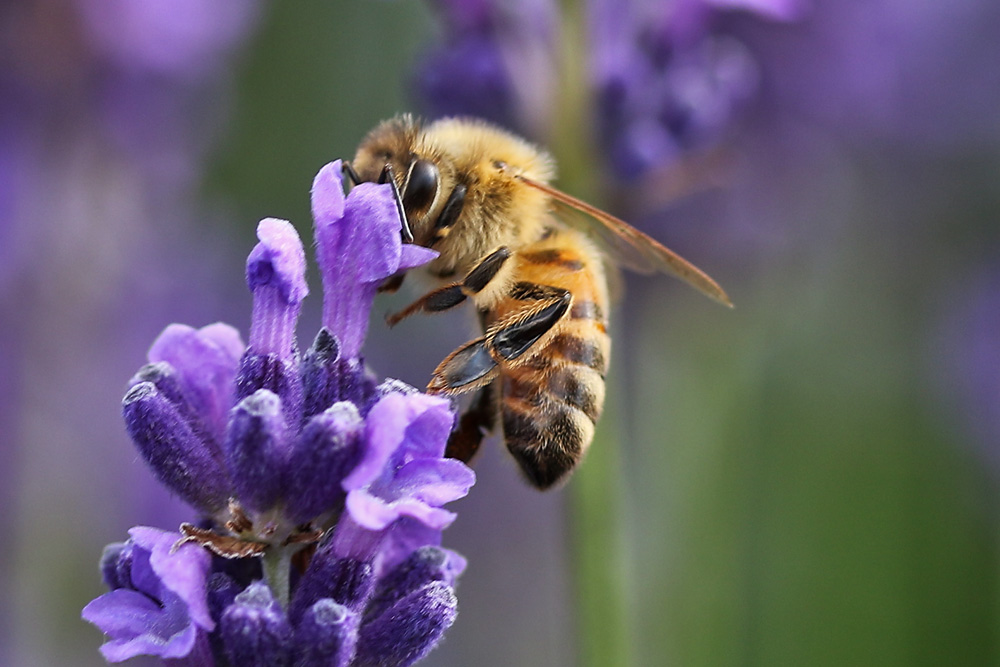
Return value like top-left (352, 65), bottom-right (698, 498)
top-left (492, 228), bottom-right (611, 489)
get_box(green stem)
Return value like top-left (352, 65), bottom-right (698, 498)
top-left (263, 546), bottom-right (294, 608)
top-left (553, 2), bottom-right (632, 665)
top-left (569, 377), bottom-right (633, 667)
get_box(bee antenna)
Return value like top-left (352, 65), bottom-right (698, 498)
top-left (379, 163), bottom-right (415, 244)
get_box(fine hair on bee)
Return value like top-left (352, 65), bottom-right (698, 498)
top-left (345, 114), bottom-right (731, 490)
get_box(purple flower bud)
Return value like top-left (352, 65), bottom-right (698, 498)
top-left (130, 361), bottom-right (222, 454)
top-left (284, 402), bottom-right (365, 525)
top-left (99, 542), bottom-right (131, 590)
top-left (220, 581), bottom-right (293, 667)
top-left (147, 322), bottom-right (245, 443)
top-left (235, 351), bottom-right (304, 431)
top-left (123, 381), bottom-right (231, 513)
top-left (366, 546), bottom-right (464, 621)
top-left (246, 217), bottom-right (307, 359)
top-left (415, 36), bottom-right (516, 127)
top-left (290, 548), bottom-right (374, 623)
top-left (225, 389), bottom-right (289, 513)
top-left (301, 328), bottom-right (378, 420)
top-left (355, 581), bottom-right (458, 667)
top-left (415, 0), bottom-right (558, 132)
top-left (293, 599), bottom-right (360, 667)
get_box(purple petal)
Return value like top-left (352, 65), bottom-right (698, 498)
top-left (83, 588), bottom-right (172, 640)
top-left (342, 182), bottom-right (405, 284)
top-left (399, 243), bottom-right (440, 272)
top-left (247, 217), bottom-right (308, 303)
top-left (394, 398), bottom-right (456, 461)
top-left (131, 527), bottom-right (214, 630)
top-left (342, 392), bottom-right (453, 492)
top-left (392, 458), bottom-right (477, 506)
top-left (345, 488), bottom-right (457, 532)
top-left (148, 322), bottom-right (245, 441)
top-left (310, 160), bottom-right (346, 232)
top-left (312, 162), bottom-right (436, 358)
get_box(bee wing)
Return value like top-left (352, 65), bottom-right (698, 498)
top-left (515, 174), bottom-right (734, 307)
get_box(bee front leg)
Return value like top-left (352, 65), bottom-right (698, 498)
top-left (386, 246), bottom-right (512, 326)
top-left (377, 273), bottom-right (406, 294)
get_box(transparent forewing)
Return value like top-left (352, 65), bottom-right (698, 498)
top-left (518, 174), bottom-right (733, 307)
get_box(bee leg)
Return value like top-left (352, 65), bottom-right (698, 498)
top-left (341, 160), bottom-right (414, 243)
top-left (486, 290), bottom-right (572, 364)
top-left (386, 246), bottom-right (512, 327)
top-left (427, 290), bottom-right (571, 394)
top-left (377, 273), bottom-right (406, 293)
top-left (378, 163), bottom-right (414, 243)
top-left (426, 184), bottom-right (467, 246)
top-left (341, 161), bottom-right (362, 186)
top-left (445, 382), bottom-right (496, 464)
top-left (428, 336), bottom-right (500, 394)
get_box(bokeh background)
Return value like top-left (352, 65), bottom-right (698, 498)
top-left (2, 1), bottom-right (999, 665)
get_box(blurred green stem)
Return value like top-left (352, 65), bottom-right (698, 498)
top-left (555, 1), bottom-right (632, 665)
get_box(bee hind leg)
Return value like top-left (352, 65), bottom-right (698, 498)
top-left (386, 246), bottom-right (512, 326)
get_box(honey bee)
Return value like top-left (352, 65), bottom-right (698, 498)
top-left (347, 115), bottom-right (731, 489)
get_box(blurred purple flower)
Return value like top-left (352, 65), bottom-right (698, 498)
top-left (414, 0), bottom-right (559, 136)
top-left (0, 2), bottom-right (263, 662)
top-left (590, 0), bottom-right (803, 179)
top-left (414, 0), bottom-right (798, 176)
top-left (74, 0), bottom-right (260, 82)
top-left (932, 267), bottom-right (1000, 466)
top-left (84, 163), bottom-right (474, 665)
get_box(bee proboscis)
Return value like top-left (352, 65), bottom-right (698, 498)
top-left (349, 115), bottom-right (731, 489)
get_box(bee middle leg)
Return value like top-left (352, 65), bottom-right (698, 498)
top-left (445, 382), bottom-right (496, 464)
top-left (386, 246), bottom-right (512, 326)
top-left (427, 288), bottom-right (572, 394)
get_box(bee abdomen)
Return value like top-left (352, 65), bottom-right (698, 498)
top-left (501, 359), bottom-right (606, 489)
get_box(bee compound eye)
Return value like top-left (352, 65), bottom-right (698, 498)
top-left (402, 159), bottom-right (440, 214)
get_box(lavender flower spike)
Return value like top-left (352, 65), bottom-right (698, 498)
top-left (86, 163), bottom-right (473, 666)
